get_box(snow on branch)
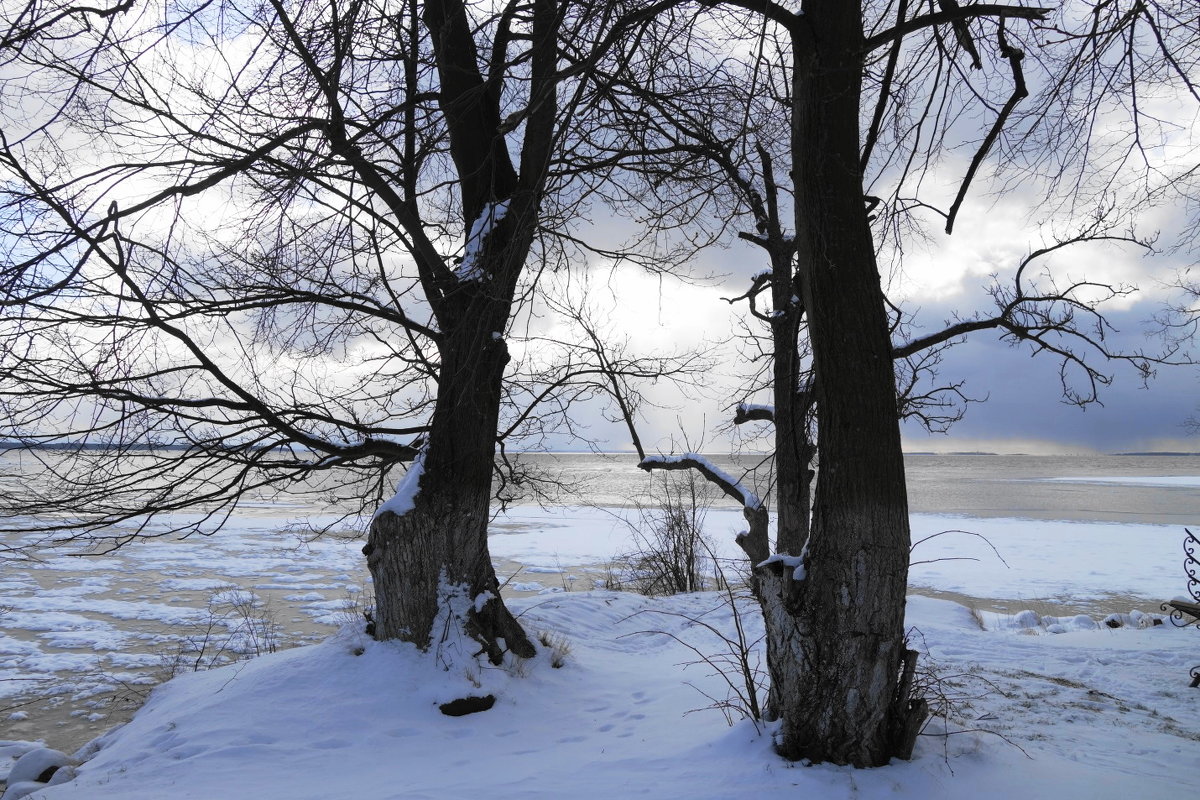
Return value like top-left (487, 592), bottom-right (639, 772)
top-left (638, 453), bottom-right (769, 564)
top-left (455, 200), bottom-right (510, 282)
top-left (758, 552), bottom-right (806, 581)
top-left (638, 453), bottom-right (762, 511)
top-left (734, 403), bottom-right (775, 424)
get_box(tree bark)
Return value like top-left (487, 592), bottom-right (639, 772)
top-left (769, 243), bottom-right (813, 557)
top-left (366, 297), bottom-right (535, 662)
top-left (362, 0), bottom-right (557, 664)
top-left (756, 1), bottom-right (922, 766)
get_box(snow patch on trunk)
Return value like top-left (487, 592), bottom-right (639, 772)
top-left (456, 200), bottom-right (510, 282)
top-left (759, 552), bottom-right (806, 581)
top-left (426, 574), bottom-right (511, 683)
top-left (737, 402), bottom-right (775, 416)
top-left (472, 591), bottom-right (495, 614)
top-left (374, 450), bottom-right (425, 519)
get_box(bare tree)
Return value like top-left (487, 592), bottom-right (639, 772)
top-left (615, 0), bottom-right (1197, 766)
top-left (0, 0), bottom-right (706, 667)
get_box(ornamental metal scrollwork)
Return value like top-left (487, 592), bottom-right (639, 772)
top-left (1187, 527), bottom-right (1200, 603)
top-left (1158, 528), bottom-right (1200, 688)
top-left (1159, 527), bottom-right (1200, 629)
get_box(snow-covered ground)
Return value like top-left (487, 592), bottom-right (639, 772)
top-left (4, 591), bottom-right (1196, 799)
top-left (3, 500), bottom-right (1199, 799)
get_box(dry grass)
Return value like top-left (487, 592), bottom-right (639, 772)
top-left (537, 630), bottom-right (572, 668)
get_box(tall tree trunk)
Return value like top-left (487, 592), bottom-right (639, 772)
top-left (756, 2), bottom-right (924, 766)
top-left (361, 0), bottom-right (556, 666)
top-left (366, 291), bottom-right (536, 662)
top-left (759, 241), bottom-right (814, 719)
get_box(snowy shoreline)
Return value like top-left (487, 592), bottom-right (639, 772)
top-left (4, 589), bottom-right (1197, 799)
top-left (3, 503), bottom-right (1199, 798)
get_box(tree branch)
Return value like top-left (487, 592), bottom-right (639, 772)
top-left (864, 4), bottom-right (1051, 52)
top-left (945, 20), bottom-right (1030, 233)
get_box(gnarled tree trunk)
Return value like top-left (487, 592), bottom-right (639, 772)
top-left (366, 308), bottom-right (535, 662)
top-left (363, 0), bottom-right (557, 664)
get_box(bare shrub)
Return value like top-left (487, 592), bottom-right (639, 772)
top-left (595, 559), bottom-right (629, 592)
top-left (335, 586), bottom-right (375, 635)
top-left (613, 471), bottom-right (720, 596)
top-left (906, 629), bottom-right (1027, 762)
top-left (158, 589), bottom-right (281, 678)
top-left (537, 630), bottom-right (572, 668)
top-left (967, 605), bottom-right (987, 631)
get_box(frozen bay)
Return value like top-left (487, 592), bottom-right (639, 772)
top-left (2, 452), bottom-right (1199, 789)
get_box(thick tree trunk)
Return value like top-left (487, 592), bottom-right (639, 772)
top-left (359, 0), bottom-right (555, 667)
top-left (755, 3), bottom-right (925, 766)
top-left (366, 311), bottom-right (536, 662)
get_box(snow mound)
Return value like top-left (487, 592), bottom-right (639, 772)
top-left (0, 743), bottom-right (43, 784)
top-left (1, 747), bottom-right (76, 800)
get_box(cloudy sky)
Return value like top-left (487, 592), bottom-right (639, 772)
top-left (563, 202), bottom-right (1199, 456)
top-left (896, 306), bottom-right (1198, 454)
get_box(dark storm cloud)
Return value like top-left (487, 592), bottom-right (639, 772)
top-left (900, 302), bottom-right (1199, 453)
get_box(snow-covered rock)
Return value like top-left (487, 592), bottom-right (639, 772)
top-left (46, 764), bottom-right (78, 786)
top-left (6, 747), bottom-right (71, 785)
top-left (0, 742), bottom-right (42, 784)
top-left (2, 780), bottom-right (49, 800)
